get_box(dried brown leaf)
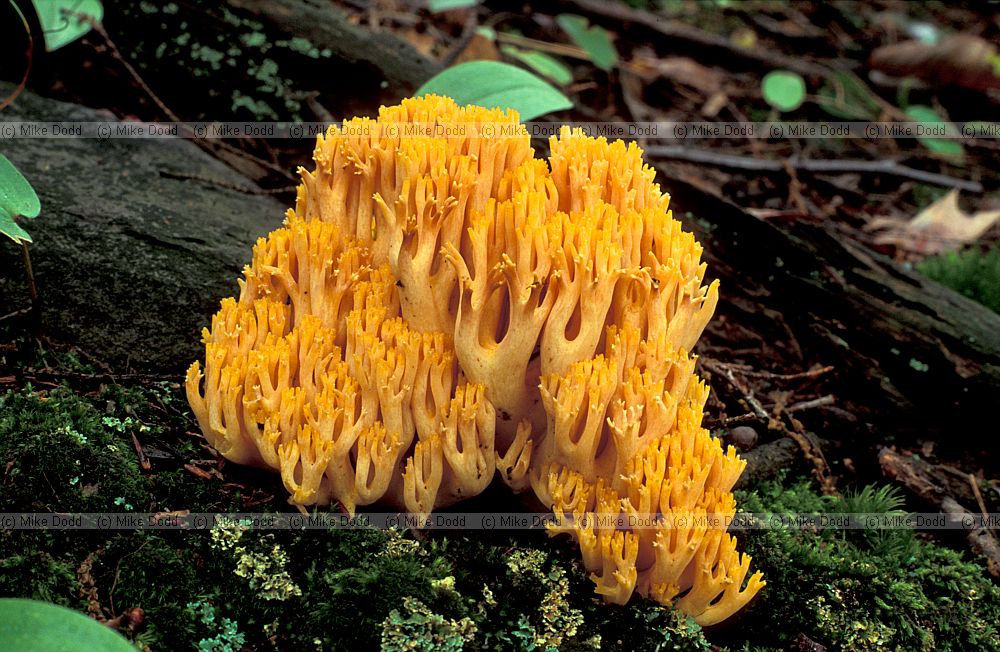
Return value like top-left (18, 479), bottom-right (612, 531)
top-left (870, 190), bottom-right (1000, 254)
top-left (870, 34), bottom-right (1000, 92)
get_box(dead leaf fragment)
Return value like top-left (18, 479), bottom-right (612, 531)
top-left (631, 51), bottom-right (724, 94)
top-left (452, 33), bottom-right (499, 65)
top-left (869, 190), bottom-right (1000, 254)
top-left (870, 34), bottom-right (1000, 92)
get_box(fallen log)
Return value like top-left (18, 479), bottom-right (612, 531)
top-left (666, 175), bottom-right (1000, 450)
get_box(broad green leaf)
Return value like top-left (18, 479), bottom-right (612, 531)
top-left (428, 0), bottom-right (477, 12)
top-left (556, 14), bottom-right (618, 72)
top-left (906, 105), bottom-right (964, 158)
top-left (33, 0), bottom-right (104, 52)
top-left (0, 209), bottom-right (32, 244)
top-left (761, 70), bottom-right (806, 112)
top-left (416, 61), bottom-right (572, 120)
top-left (817, 70), bottom-right (881, 120)
top-left (0, 598), bottom-right (135, 651)
top-left (501, 46), bottom-right (573, 86)
top-left (0, 154), bottom-right (40, 219)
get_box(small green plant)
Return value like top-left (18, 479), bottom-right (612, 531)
top-left (0, 154), bottom-right (39, 245)
top-left (906, 105), bottom-right (964, 158)
top-left (0, 153), bottom-right (41, 322)
top-left (556, 14), bottom-right (618, 72)
top-left (917, 247), bottom-right (1000, 313)
top-left (415, 61), bottom-right (572, 120)
top-left (500, 46), bottom-right (574, 86)
top-left (761, 70), bottom-right (806, 112)
top-left (31, 0), bottom-right (104, 51)
top-left (187, 601), bottom-right (246, 652)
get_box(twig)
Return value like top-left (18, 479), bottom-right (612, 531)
top-left (19, 242), bottom-right (40, 336)
top-left (704, 413), bottom-right (760, 428)
top-left (704, 358), bottom-right (836, 493)
top-left (705, 394), bottom-right (835, 428)
top-left (566, 0), bottom-right (830, 78)
top-left (109, 539), bottom-right (150, 618)
top-left (968, 473), bottom-right (996, 535)
top-left (648, 147), bottom-right (983, 192)
top-left (74, 11), bottom-right (296, 183)
top-left (78, 13), bottom-right (179, 122)
top-left (786, 395), bottom-right (836, 412)
top-left (131, 432), bottom-right (151, 472)
top-left (716, 362), bottom-right (835, 382)
top-left (0, 308), bottom-right (32, 324)
top-left (704, 359), bottom-right (769, 420)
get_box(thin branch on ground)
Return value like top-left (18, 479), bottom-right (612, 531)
top-left (648, 147), bottom-right (983, 192)
top-left (567, 0), bottom-right (830, 77)
top-left (704, 359), bottom-right (837, 494)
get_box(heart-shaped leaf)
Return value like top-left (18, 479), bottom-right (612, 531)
top-left (0, 598), bottom-right (136, 651)
top-left (762, 70), bottom-right (806, 112)
top-left (0, 155), bottom-right (40, 219)
top-left (33, 0), bottom-right (104, 52)
top-left (0, 154), bottom-right (40, 244)
top-left (0, 210), bottom-right (32, 244)
top-left (906, 105), bottom-right (964, 158)
top-left (557, 14), bottom-right (618, 72)
top-left (501, 46), bottom-right (573, 85)
top-left (416, 61), bottom-right (572, 120)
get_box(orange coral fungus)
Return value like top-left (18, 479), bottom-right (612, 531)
top-left (186, 95), bottom-right (761, 623)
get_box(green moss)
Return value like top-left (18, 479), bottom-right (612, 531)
top-left (0, 387), bottom-right (149, 513)
top-left (0, 551), bottom-right (78, 607)
top-left (730, 475), bottom-right (1000, 651)
top-left (917, 247), bottom-right (1000, 314)
top-left (95, 533), bottom-right (205, 649)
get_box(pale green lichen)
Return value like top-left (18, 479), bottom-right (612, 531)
top-left (381, 528), bottom-right (422, 559)
top-left (187, 600), bottom-right (246, 652)
top-left (381, 596), bottom-right (476, 652)
top-left (503, 548), bottom-right (585, 649)
top-left (209, 518), bottom-right (302, 601)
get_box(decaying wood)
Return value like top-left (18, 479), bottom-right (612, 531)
top-left (667, 176), bottom-right (1000, 449)
top-left (880, 448), bottom-right (1000, 579)
top-left (226, 0), bottom-right (441, 91)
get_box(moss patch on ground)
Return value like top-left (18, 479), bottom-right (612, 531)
top-left (728, 476), bottom-right (1000, 651)
top-left (2, 382), bottom-right (999, 651)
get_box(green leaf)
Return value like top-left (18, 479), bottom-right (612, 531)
top-left (556, 14), bottom-right (618, 72)
top-left (906, 105), bottom-right (964, 158)
top-left (817, 70), bottom-right (881, 120)
top-left (0, 154), bottom-right (40, 220)
top-left (501, 46), bottom-right (573, 86)
top-left (415, 61), bottom-right (572, 120)
top-left (761, 70), bottom-right (806, 112)
top-left (0, 598), bottom-right (135, 652)
top-left (0, 209), bottom-right (32, 244)
top-left (475, 26), bottom-right (496, 41)
top-left (427, 0), bottom-right (477, 12)
top-left (32, 0), bottom-right (104, 52)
